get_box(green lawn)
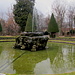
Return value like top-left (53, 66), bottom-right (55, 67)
top-left (0, 36), bottom-right (17, 38)
top-left (49, 40), bottom-right (75, 44)
top-left (0, 36), bottom-right (17, 42)
top-left (6, 72), bottom-right (75, 75)
top-left (0, 36), bottom-right (75, 75)
top-left (49, 36), bottom-right (75, 44)
top-left (56, 36), bottom-right (75, 39)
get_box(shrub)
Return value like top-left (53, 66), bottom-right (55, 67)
top-left (47, 13), bottom-right (59, 38)
top-left (0, 23), bottom-right (2, 32)
top-left (47, 13), bottom-right (59, 33)
top-left (25, 13), bottom-right (32, 32)
top-left (44, 31), bottom-right (49, 35)
top-left (70, 29), bottom-right (75, 35)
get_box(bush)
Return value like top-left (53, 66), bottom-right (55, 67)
top-left (70, 30), bottom-right (75, 35)
top-left (49, 32), bottom-right (56, 38)
top-left (47, 13), bottom-right (59, 33)
top-left (44, 31), bottom-right (49, 35)
top-left (47, 13), bottom-right (59, 38)
top-left (25, 13), bottom-right (32, 32)
top-left (67, 32), bottom-right (70, 35)
top-left (0, 23), bottom-right (2, 32)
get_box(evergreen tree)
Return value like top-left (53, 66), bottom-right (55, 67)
top-left (47, 13), bottom-right (59, 38)
top-left (25, 13), bottom-right (32, 32)
top-left (13, 0), bottom-right (35, 32)
top-left (0, 23), bottom-right (2, 32)
top-left (32, 16), bottom-right (37, 32)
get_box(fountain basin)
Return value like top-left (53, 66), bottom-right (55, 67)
top-left (14, 32), bottom-right (49, 51)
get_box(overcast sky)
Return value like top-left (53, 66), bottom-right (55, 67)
top-left (0, 0), bottom-right (75, 20)
top-left (35, 0), bottom-right (54, 16)
top-left (0, 0), bottom-right (16, 19)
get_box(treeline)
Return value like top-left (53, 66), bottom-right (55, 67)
top-left (0, 0), bottom-right (35, 35)
top-left (0, 0), bottom-right (75, 36)
top-left (0, 14), bottom-right (20, 35)
top-left (52, 0), bottom-right (75, 36)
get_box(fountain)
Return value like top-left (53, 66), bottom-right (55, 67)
top-left (13, 5), bottom-right (49, 51)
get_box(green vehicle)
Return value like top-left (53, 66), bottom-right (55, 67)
top-left (14, 32), bottom-right (49, 51)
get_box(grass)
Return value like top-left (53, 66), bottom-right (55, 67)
top-left (0, 41), bottom-right (75, 75)
top-left (0, 36), bottom-right (17, 38)
top-left (56, 36), bottom-right (75, 39)
top-left (5, 72), bottom-right (75, 75)
top-left (0, 39), bottom-right (15, 42)
top-left (0, 36), bottom-right (17, 42)
top-left (50, 36), bottom-right (75, 40)
top-left (0, 36), bottom-right (75, 75)
top-left (49, 36), bottom-right (75, 44)
top-left (49, 40), bottom-right (75, 43)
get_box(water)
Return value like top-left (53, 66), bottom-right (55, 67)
top-left (32, 6), bottom-right (46, 32)
top-left (32, 7), bottom-right (40, 32)
top-left (0, 42), bottom-right (75, 74)
top-left (32, 7), bottom-right (37, 32)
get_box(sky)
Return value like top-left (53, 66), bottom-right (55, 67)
top-left (0, 0), bottom-right (16, 19)
top-left (35, 0), bottom-right (75, 16)
top-left (0, 0), bottom-right (75, 20)
top-left (35, 0), bottom-right (54, 16)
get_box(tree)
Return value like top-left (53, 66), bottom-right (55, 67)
top-left (25, 13), bottom-right (32, 32)
top-left (0, 19), bottom-right (5, 35)
top-left (52, 0), bottom-right (66, 35)
top-left (0, 23), bottom-right (2, 32)
top-left (47, 13), bottom-right (59, 38)
top-left (13, 0), bottom-right (35, 32)
top-left (67, 6), bottom-right (75, 32)
top-left (5, 11), bottom-right (20, 35)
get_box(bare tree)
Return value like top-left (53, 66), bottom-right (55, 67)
top-left (52, 0), bottom-right (66, 35)
top-left (45, 14), bottom-right (50, 27)
top-left (67, 6), bottom-right (75, 30)
top-left (5, 10), bottom-right (20, 35)
top-left (0, 12), bottom-right (4, 20)
top-left (33, 8), bottom-right (47, 31)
